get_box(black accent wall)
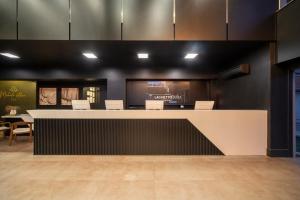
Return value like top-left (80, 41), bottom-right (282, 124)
top-left (212, 44), bottom-right (271, 110)
top-left (269, 0), bottom-right (300, 157)
top-left (268, 61), bottom-right (294, 157)
top-left (0, 40), bottom-right (269, 106)
top-left (0, 66), bottom-right (216, 102)
top-left (228, 0), bottom-right (277, 40)
top-left (104, 69), bottom-right (215, 101)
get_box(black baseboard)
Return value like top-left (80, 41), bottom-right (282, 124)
top-left (267, 148), bottom-right (293, 157)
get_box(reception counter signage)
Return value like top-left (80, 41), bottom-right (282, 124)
top-left (149, 94), bottom-right (183, 104)
top-left (127, 80), bottom-right (210, 107)
top-left (0, 86), bottom-right (26, 100)
top-left (146, 81), bottom-right (188, 104)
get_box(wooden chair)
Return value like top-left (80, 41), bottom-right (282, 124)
top-left (0, 121), bottom-right (11, 140)
top-left (9, 122), bottom-right (33, 146)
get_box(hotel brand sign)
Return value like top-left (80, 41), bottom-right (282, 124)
top-left (0, 86), bottom-right (27, 101)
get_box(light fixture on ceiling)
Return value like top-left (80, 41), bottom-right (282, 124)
top-left (82, 52), bottom-right (98, 59)
top-left (0, 53), bottom-right (20, 59)
top-left (184, 53), bottom-right (198, 59)
top-left (137, 53), bottom-right (149, 59)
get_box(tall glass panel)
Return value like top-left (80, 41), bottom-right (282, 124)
top-left (295, 70), bottom-right (300, 157)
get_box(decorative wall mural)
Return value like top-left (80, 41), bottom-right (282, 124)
top-left (61, 88), bottom-right (79, 105)
top-left (39, 88), bottom-right (57, 105)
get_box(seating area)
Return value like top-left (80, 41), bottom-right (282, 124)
top-left (0, 121), bottom-right (11, 140)
top-left (8, 121), bottom-right (33, 145)
top-left (0, 114), bottom-right (34, 146)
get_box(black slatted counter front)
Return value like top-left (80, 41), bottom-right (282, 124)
top-left (34, 118), bottom-right (223, 155)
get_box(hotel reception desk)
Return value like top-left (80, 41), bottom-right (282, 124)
top-left (27, 110), bottom-right (267, 156)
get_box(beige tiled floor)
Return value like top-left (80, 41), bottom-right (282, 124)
top-left (0, 138), bottom-right (300, 200)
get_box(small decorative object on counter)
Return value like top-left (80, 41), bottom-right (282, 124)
top-left (5, 105), bottom-right (19, 115)
top-left (10, 109), bottom-right (17, 115)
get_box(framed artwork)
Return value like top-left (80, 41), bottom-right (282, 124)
top-left (83, 87), bottom-right (101, 104)
top-left (39, 88), bottom-right (57, 105)
top-left (61, 88), bottom-right (79, 105)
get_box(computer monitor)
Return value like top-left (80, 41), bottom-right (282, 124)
top-left (105, 100), bottom-right (124, 110)
top-left (145, 100), bottom-right (164, 110)
top-left (194, 101), bottom-right (215, 110)
top-left (72, 100), bottom-right (91, 110)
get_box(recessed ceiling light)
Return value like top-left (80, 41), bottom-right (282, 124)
top-left (82, 52), bottom-right (97, 59)
top-left (184, 53), bottom-right (198, 59)
top-left (0, 53), bottom-right (20, 59)
top-left (137, 53), bottom-right (149, 59)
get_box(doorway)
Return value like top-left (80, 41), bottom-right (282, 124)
top-left (294, 70), bottom-right (300, 157)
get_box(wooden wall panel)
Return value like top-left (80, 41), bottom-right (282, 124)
top-left (175, 0), bottom-right (226, 40)
top-left (18, 0), bottom-right (69, 40)
top-left (123, 0), bottom-right (173, 40)
top-left (0, 0), bottom-right (17, 39)
top-left (71, 0), bottom-right (121, 40)
top-left (228, 0), bottom-right (276, 40)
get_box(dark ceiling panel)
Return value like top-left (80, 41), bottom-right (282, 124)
top-left (71, 0), bottom-right (121, 40)
top-left (18, 0), bottom-right (69, 40)
top-left (277, 0), bottom-right (300, 63)
top-left (0, 0), bottom-right (17, 39)
top-left (123, 0), bottom-right (174, 40)
top-left (228, 0), bottom-right (277, 40)
top-left (175, 0), bottom-right (226, 40)
top-left (0, 40), bottom-right (266, 73)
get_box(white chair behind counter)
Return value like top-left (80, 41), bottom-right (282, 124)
top-left (145, 100), bottom-right (164, 110)
top-left (105, 100), bottom-right (124, 110)
top-left (194, 101), bottom-right (215, 110)
top-left (72, 100), bottom-right (91, 110)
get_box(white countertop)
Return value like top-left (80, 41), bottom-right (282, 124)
top-left (27, 109), bottom-right (266, 119)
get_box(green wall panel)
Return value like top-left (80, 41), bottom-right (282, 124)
top-left (0, 81), bottom-right (36, 116)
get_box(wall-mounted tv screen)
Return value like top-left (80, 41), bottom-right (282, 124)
top-left (126, 80), bottom-right (210, 108)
